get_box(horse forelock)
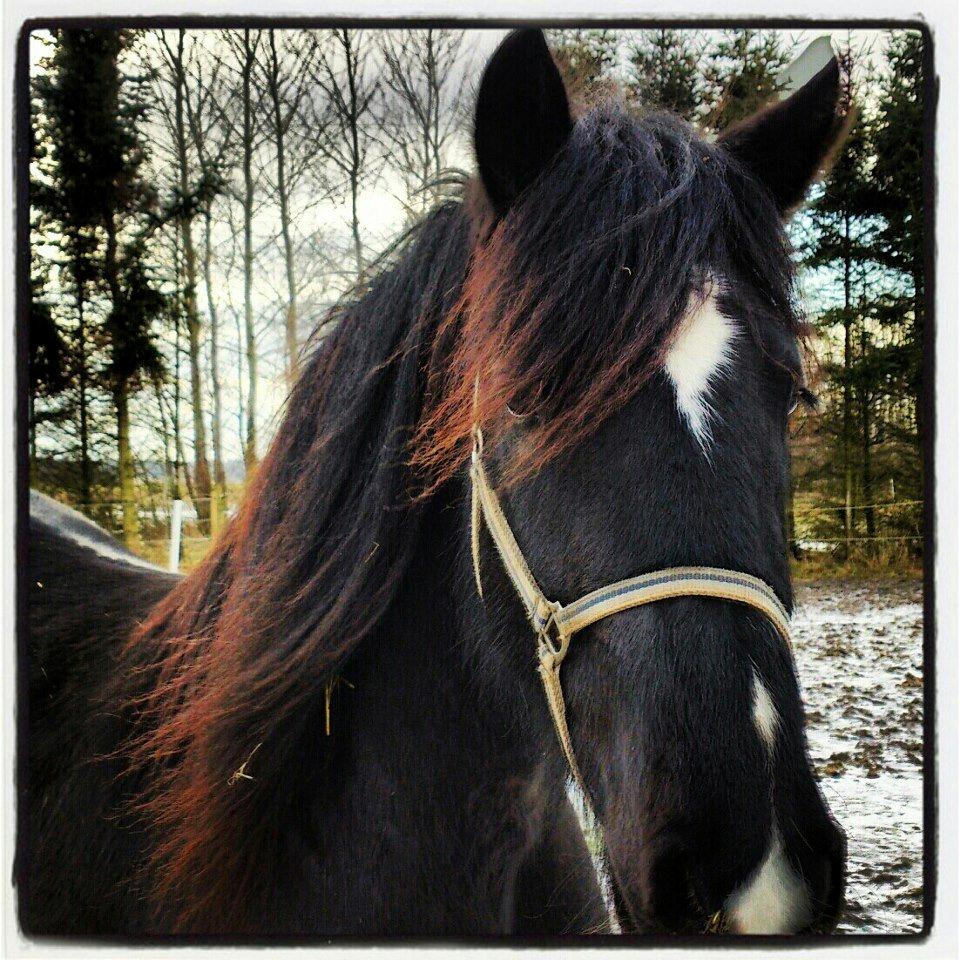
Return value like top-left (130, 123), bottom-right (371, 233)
top-left (412, 103), bottom-right (802, 485)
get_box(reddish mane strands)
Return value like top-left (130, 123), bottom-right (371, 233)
top-left (115, 104), bottom-right (804, 933)
top-left (413, 105), bottom-right (800, 487)
top-left (119, 204), bottom-right (473, 932)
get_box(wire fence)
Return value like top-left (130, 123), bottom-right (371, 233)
top-left (789, 497), bottom-right (923, 569)
top-left (53, 493), bottom-right (925, 574)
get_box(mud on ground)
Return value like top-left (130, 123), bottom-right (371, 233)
top-left (793, 579), bottom-right (924, 934)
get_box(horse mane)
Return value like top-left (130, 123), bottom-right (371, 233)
top-left (125, 202), bottom-right (473, 931)
top-left (125, 101), bottom-right (803, 932)
top-left (414, 103), bottom-right (802, 484)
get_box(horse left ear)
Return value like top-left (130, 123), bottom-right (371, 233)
top-left (474, 29), bottom-right (573, 216)
top-left (718, 57), bottom-right (846, 215)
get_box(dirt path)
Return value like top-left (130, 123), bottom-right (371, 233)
top-left (792, 579), bottom-right (924, 934)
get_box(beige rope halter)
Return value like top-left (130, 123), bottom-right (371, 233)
top-left (469, 424), bottom-right (793, 801)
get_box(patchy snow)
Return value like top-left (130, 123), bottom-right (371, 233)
top-left (792, 579), bottom-right (924, 934)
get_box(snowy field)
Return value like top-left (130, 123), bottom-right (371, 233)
top-left (792, 579), bottom-right (924, 934)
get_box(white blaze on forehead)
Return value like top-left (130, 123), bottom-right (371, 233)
top-left (725, 824), bottom-right (813, 934)
top-left (752, 671), bottom-right (779, 753)
top-left (663, 289), bottom-right (735, 449)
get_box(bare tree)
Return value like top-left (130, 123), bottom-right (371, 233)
top-left (310, 29), bottom-right (382, 278)
top-left (183, 32), bottom-right (234, 520)
top-left (379, 29), bottom-right (471, 220)
top-left (260, 29), bottom-right (326, 382)
top-left (153, 29), bottom-right (213, 530)
top-left (222, 29), bottom-right (264, 467)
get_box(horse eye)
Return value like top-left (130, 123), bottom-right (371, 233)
top-left (788, 384), bottom-right (819, 415)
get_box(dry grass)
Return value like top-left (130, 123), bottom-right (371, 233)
top-left (791, 541), bottom-right (922, 582)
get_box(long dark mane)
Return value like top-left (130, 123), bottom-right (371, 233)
top-left (415, 105), bottom-right (803, 483)
top-left (126, 203), bottom-right (472, 930)
top-left (127, 103), bottom-right (802, 932)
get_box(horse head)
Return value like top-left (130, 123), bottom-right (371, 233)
top-left (418, 28), bottom-right (848, 934)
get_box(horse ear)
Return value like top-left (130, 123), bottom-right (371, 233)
top-left (474, 29), bottom-right (573, 216)
top-left (718, 57), bottom-right (846, 215)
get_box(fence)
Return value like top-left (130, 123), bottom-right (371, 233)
top-left (789, 498), bottom-right (923, 574)
top-left (60, 494), bottom-right (235, 572)
top-left (54, 494), bottom-right (925, 575)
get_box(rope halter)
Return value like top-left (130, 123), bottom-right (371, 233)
top-left (469, 424), bottom-right (793, 799)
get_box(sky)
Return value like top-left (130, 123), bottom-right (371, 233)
top-left (29, 26), bottom-right (903, 470)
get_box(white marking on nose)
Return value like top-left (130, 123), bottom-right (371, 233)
top-left (663, 288), bottom-right (735, 449)
top-left (724, 824), bottom-right (812, 934)
top-left (752, 671), bottom-right (779, 753)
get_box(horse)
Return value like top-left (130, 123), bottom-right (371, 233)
top-left (18, 28), bottom-right (849, 938)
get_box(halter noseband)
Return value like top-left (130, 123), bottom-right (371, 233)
top-left (469, 425), bottom-right (792, 798)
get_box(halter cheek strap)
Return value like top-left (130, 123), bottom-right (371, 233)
top-left (469, 426), bottom-right (792, 800)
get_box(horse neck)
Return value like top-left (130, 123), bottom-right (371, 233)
top-left (303, 476), bottom-right (558, 933)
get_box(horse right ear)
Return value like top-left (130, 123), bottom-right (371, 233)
top-left (474, 29), bottom-right (573, 217)
top-left (718, 56), bottom-right (846, 215)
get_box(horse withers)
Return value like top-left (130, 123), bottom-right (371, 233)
top-left (20, 28), bottom-right (847, 937)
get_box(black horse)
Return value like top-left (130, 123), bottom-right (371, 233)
top-left (19, 29), bottom-right (849, 937)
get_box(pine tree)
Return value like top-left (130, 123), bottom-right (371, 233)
top-left (864, 31), bottom-right (924, 459)
top-left (35, 30), bottom-right (165, 545)
top-left (626, 29), bottom-right (702, 122)
top-left (796, 48), bottom-right (875, 555)
top-left (32, 32), bottom-right (103, 507)
top-left (701, 30), bottom-right (789, 132)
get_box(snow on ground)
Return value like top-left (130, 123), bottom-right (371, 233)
top-left (792, 579), bottom-right (924, 934)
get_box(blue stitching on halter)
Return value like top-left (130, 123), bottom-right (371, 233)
top-left (565, 571), bottom-right (787, 620)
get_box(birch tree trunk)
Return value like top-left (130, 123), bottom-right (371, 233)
top-left (202, 210), bottom-right (227, 529)
top-left (171, 29), bottom-right (212, 530)
top-left (240, 28), bottom-right (258, 468)
top-left (266, 29), bottom-right (300, 384)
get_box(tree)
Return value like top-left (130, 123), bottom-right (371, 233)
top-left (27, 270), bottom-right (69, 463)
top-left (34, 30), bottom-right (165, 545)
top-left (311, 29), bottom-right (382, 279)
top-left (182, 33), bottom-right (232, 511)
top-left (379, 29), bottom-right (470, 221)
top-left (701, 30), bottom-right (789, 132)
top-left (626, 29), bottom-right (703, 122)
top-left (260, 29), bottom-right (325, 382)
top-left (797, 48), bottom-right (873, 553)
top-left (32, 31), bottom-right (102, 507)
top-left (547, 29), bottom-right (619, 102)
top-left (154, 29), bottom-right (215, 529)
top-left (864, 31), bottom-right (925, 454)
top-left (232, 28), bottom-right (262, 467)
top-left (790, 32), bottom-right (926, 561)
top-left (93, 31), bottom-right (166, 547)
